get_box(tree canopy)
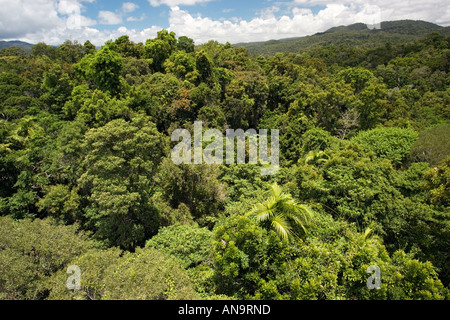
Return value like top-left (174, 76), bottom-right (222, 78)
top-left (0, 27), bottom-right (449, 300)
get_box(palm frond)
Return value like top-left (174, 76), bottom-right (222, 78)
top-left (246, 183), bottom-right (315, 240)
top-left (304, 151), bottom-right (316, 165)
top-left (364, 227), bottom-right (373, 240)
top-left (296, 205), bottom-right (314, 223)
top-left (269, 183), bottom-right (282, 200)
top-left (277, 198), bottom-right (298, 215)
top-left (247, 203), bottom-right (273, 221)
top-left (271, 214), bottom-right (292, 241)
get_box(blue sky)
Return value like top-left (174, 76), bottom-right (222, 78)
top-left (0, 0), bottom-right (449, 46)
top-left (81, 0), bottom-right (329, 29)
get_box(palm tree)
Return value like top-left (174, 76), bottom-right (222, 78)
top-left (246, 183), bottom-right (314, 241)
top-left (304, 150), bottom-right (330, 166)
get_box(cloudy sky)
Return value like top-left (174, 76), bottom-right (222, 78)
top-left (0, 0), bottom-right (449, 46)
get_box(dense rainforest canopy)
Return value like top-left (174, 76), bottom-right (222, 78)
top-left (0, 26), bottom-right (449, 300)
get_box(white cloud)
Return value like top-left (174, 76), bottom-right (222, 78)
top-left (0, 0), bottom-right (156, 46)
top-left (1, 0), bottom-right (449, 47)
top-left (148, 0), bottom-right (212, 7)
top-left (99, 10), bottom-right (123, 25)
top-left (167, 1), bottom-right (450, 44)
top-left (58, 0), bottom-right (82, 15)
top-left (166, 5), bottom-right (355, 43)
top-left (289, 0), bottom-right (450, 25)
top-left (0, 0), bottom-right (96, 40)
top-left (122, 2), bottom-right (139, 13)
top-left (257, 5), bottom-right (281, 19)
top-left (66, 14), bottom-right (97, 30)
top-left (222, 8), bottom-right (235, 13)
top-left (127, 14), bottom-right (146, 22)
top-left (0, 0), bottom-right (59, 39)
top-left (17, 24), bottom-right (163, 47)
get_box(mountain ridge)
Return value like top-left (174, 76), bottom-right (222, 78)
top-left (234, 20), bottom-right (450, 56)
top-left (0, 40), bottom-right (34, 51)
top-left (1, 20), bottom-right (449, 55)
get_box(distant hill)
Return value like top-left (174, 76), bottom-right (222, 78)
top-left (0, 40), bottom-right (34, 51)
top-left (235, 20), bottom-right (450, 56)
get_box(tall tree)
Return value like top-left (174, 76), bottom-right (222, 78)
top-left (74, 46), bottom-right (123, 96)
top-left (77, 115), bottom-right (169, 250)
top-left (145, 30), bottom-right (178, 73)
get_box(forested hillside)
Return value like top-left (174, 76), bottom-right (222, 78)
top-left (0, 41), bottom-right (33, 52)
top-left (236, 20), bottom-right (450, 56)
top-left (0, 25), bottom-right (449, 300)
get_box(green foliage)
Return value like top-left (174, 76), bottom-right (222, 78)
top-left (77, 115), bottom-right (169, 250)
top-left (74, 89), bottom-right (131, 127)
top-left (247, 183), bottom-right (314, 240)
top-left (41, 68), bottom-right (73, 113)
top-left (74, 47), bottom-right (123, 95)
top-left (145, 30), bottom-right (178, 73)
top-left (36, 184), bottom-right (80, 223)
top-left (352, 127), bottom-right (419, 166)
top-left (424, 156), bottom-right (450, 208)
top-left (155, 158), bottom-right (227, 228)
top-left (198, 105), bottom-right (227, 130)
top-left (128, 72), bottom-right (191, 132)
top-left (195, 50), bottom-right (216, 85)
top-left (223, 71), bottom-right (268, 129)
top-left (0, 27), bottom-right (449, 301)
top-left (259, 107), bottom-right (316, 163)
top-left (83, 41), bottom-right (96, 56)
top-left (387, 251), bottom-right (447, 300)
top-left (296, 139), bottom-right (450, 286)
top-left (220, 164), bottom-right (270, 204)
top-left (56, 40), bottom-right (84, 64)
top-left (298, 127), bottom-right (336, 156)
top-left (422, 158), bottom-right (450, 285)
top-left (213, 215), bottom-right (287, 298)
top-left (164, 50), bottom-right (197, 82)
top-left (146, 224), bottom-right (214, 268)
top-left (177, 36), bottom-right (195, 53)
top-left (190, 82), bottom-right (220, 114)
top-left (237, 21), bottom-right (449, 57)
top-left (409, 124), bottom-right (450, 166)
top-left (338, 67), bottom-right (375, 93)
top-left (109, 35), bottom-right (144, 58)
top-left (32, 43), bottom-right (57, 59)
top-left (0, 71), bottom-right (44, 120)
top-left (0, 216), bottom-right (97, 300)
top-left (46, 248), bottom-right (197, 300)
top-left (213, 212), bottom-right (447, 300)
top-left (121, 56), bottom-right (151, 86)
top-left (0, 114), bottom-right (56, 218)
